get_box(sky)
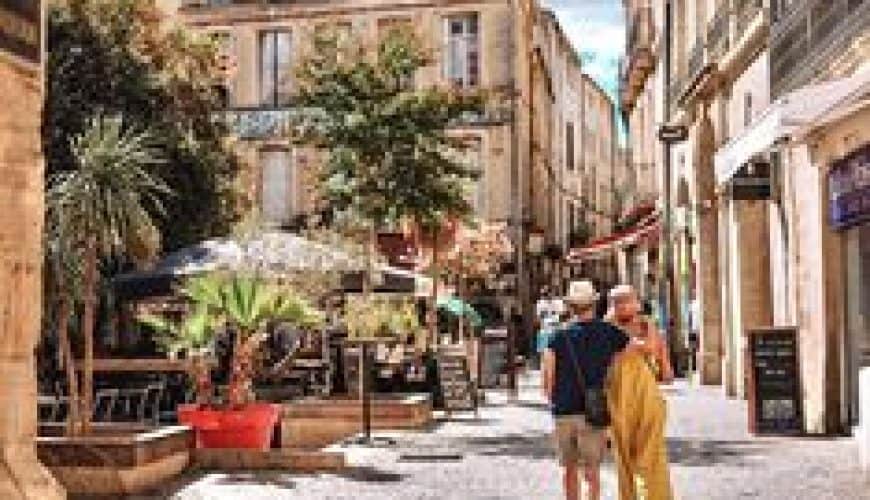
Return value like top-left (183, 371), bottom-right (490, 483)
top-left (542, 0), bottom-right (625, 104)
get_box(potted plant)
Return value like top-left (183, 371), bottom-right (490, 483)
top-left (143, 273), bottom-right (323, 450)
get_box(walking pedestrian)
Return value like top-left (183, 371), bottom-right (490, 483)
top-left (542, 281), bottom-right (629, 500)
top-left (606, 285), bottom-right (674, 500)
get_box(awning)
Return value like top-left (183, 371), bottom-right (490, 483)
top-left (566, 214), bottom-right (661, 263)
top-left (715, 63), bottom-right (870, 186)
top-left (437, 297), bottom-right (483, 328)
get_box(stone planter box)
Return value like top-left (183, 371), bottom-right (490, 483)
top-left (282, 393), bottom-right (432, 449)
top-left (36, 424), bottom-right (192, 497)
top-left (193, 448), bottom-right (345, 471)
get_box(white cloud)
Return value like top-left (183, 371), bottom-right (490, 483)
top-left (542, 0), bottom-right (625, 102)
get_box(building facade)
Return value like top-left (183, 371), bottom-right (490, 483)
top-left (632, 0), bottom-right (870, 435)
top-left (169, 0), bottom-right (621, 299)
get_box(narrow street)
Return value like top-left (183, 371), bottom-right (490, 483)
top-left (160, 373), bottom-right (869, 500)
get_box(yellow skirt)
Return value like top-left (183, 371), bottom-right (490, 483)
top-left (607, 351), bottom-right (673, 500)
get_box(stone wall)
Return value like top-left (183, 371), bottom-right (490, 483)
top-left (0, 50), bottom-right (63, 499)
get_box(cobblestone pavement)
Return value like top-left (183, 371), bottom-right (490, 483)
top-left (157, 373), bottom-right (870, 500)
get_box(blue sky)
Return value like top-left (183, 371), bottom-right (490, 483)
top-left (543, 0), bottom-right (625, 103)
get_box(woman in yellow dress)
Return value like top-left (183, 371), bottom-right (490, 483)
top-left (606, 285), bottom-right (673, 500)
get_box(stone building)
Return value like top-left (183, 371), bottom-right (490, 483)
top-left (168, 0), bottom-right (621, 299)
top-left (630, 0), bottom-right (870, 435)
top-left (172, 0), bottom-right (515, 228)
top-left (0, 0), bottom-right (64, 497)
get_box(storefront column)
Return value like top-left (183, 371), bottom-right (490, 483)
top-left (0, 52), bottom-right (63, 499)
top-left (692, 105), bottom-right (724, 385)
top-left (791, 144), bottom-right (846, 434)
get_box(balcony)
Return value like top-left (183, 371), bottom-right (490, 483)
top-left (735, 0), bottom-right (764, 35)
top-left (220, 104), bottom-right (513, 140)
top-left (770, 0), bottom-right (870, 98)
top-left (622, 6), bottom-right (657, 113)
top-left (707, 5), bottom-right (732, 60)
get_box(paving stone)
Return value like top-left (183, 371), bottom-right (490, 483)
top-left (150, 374), bottom-right (870, 500)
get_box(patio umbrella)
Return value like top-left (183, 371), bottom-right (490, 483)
top-left (436, 297), bottom-right (483, 328)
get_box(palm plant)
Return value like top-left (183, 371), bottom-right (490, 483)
top-left (217, 275), bottom-right (324, 407)
top-left (143, 273), bottom-right (324, 408)
top-left (45, 202), bottom-right (84, 434)
top-left (139, 305), bottom-right (216, 406)
top-left (47, 115), bottom-right (171, 432)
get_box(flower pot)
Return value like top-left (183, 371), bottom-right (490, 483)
top-left (178, 403), bottom-right (281, 450)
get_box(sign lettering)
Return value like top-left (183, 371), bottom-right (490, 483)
top-left (829, 143), bottom-right (870, 230)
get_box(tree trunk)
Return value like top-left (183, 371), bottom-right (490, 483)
top-left (363, 223), bottom-right (376, 297)
top-left (56, 294), bottom-right (81, 436)
top-left (80, 238), bottom-right (98, 433)
top-left (227, 333), bottom-right (253, 408)
top-left (191, 356), bottom-right (213, 406)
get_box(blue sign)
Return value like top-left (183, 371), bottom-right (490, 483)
top-left (830, 143), bottom-right (870, 230)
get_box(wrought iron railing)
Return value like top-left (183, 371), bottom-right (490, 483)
top-left (687, 36), bottom-right (706, 82)
top-left (770, 0), bottom-right (870, 97)
top-left (707, 5), bottom-right (732, 59)
top-left (627, 6), bottom-right (654, 55)
top-left (219, 104), bottom-right (513, 140)
top-left (735, 0), bottom-right (764, 35)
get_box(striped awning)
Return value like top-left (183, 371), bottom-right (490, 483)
top-left (566, 214), bottom-right (661, 263)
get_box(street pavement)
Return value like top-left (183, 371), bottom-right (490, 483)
top-left (156, 372), bottom-right (870, 500)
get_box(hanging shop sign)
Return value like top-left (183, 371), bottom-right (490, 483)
top-left (0, 1), bottom-right (40, 64)
top-left (657, 124), bottom-right (688, 144)
top-left (729, 160), bottom-right (771, 200)
top-left (747, 327), bottom-right (802, 435)
top-left (829, 143), bottom-right (870, 230)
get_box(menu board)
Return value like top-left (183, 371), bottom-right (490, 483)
top-left (747, 327), bottom-right (802, 434)
top-left (0, 1), bottom-right (40, 63)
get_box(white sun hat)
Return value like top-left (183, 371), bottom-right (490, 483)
top-left (565, 280), bottom-right (599, 306)
top-left (609, 284), bottom-right (636, 301)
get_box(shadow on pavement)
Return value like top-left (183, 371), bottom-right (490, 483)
top-left (666, 438), bottom-right (767, 467)
top-left (335, 465), bottom-right (407, 483)
top-left (213, 471), bottom-right (298, 489)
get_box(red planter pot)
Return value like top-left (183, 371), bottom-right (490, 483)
top-left (178, 403), bottom-right (281, 450)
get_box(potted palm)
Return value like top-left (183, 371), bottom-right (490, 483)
top-left (147, 273), bottom-right (323, 450)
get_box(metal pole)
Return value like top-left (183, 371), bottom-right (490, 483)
top-left (361, 343), bottom-right (371, 442)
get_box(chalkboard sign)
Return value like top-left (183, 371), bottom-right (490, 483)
top-left (747, 327), bottom-right (802, 435)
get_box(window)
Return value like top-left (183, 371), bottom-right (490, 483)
top-left (259, 30), bottom-right (293, 106)
top-left (261, 149), bottom-right (294, 225)
top-left (210, 32), bottom-right (236, 107)
top-left (744, 92), bottom-right (753, 127)
top-left (444, 14), bottom-right (480, 89)
top-left (566, 122), bottom-right (575, 171)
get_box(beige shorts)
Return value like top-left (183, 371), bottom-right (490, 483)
top-left (553, 415), bottom-right (608, 466)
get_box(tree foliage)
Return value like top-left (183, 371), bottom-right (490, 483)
top-left (45, 0), bottom-right (242, 252)
top-left (293, 27), bottom-right (484, 231)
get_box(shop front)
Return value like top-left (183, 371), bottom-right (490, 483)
top-left (830, 143), bottom-right (870, 428)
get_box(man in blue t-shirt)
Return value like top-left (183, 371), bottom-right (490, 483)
top-left (542, 280), bottom-right (629, 500)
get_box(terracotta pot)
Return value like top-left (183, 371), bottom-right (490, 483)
top-left (178, 403), bottom-right (281, 450)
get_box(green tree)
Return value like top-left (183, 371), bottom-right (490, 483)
top-left (45, 0), bottom-right (241, 252)
top-left (294, 27), bottom-right (484, 343)
top-left (47, 115), bottom-right (172, 432)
